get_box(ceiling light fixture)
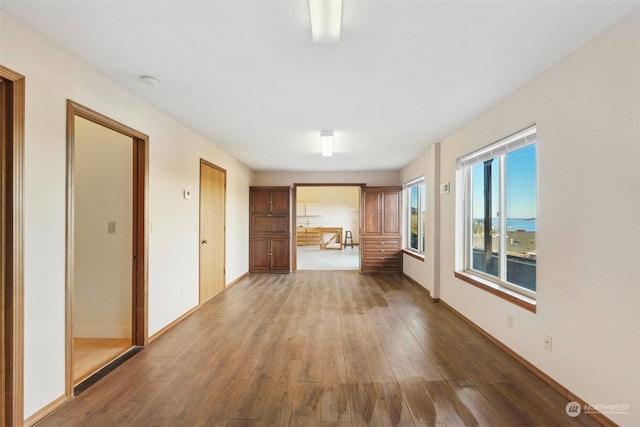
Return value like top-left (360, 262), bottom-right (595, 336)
top-left (140, 75), bottom-right (160, 87)
top-left (309, 0), bottom-right (342, 44)
top-left (321, 130), bottom-right (334, 157)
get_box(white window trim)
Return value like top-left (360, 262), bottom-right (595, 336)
top-left (459, 125), bottom-right (537, 300)
top-left (403, 177), bottom-right (425, 255)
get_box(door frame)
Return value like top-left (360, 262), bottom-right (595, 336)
top-left (65, 100), bottom-right (149, 398)
top-left (292, 183), bottom-right (364, 271)
top-left (1, 65), bottom-right (25, 427)
top-left (199, 159), bottom-right (226, 303)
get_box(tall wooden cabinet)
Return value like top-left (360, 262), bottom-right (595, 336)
top-left (249, 187), bottom-right (291, 273)
top-left (360, 186), bottom-right (402, 274)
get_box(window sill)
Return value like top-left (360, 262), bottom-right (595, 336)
top-left (454, 271), bottom-right (536, 313)
top-left (402, 249), bottom-right (425, 261)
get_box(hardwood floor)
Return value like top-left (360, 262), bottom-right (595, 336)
top-left (73, 338), bottom-right (132, 383)
top-left (39, 272), bottom-right (600, 426)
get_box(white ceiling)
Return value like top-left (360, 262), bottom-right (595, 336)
top-left (2, 1), bottom-right (638, 172)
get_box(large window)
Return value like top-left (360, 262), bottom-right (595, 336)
top-left (458, 126), bottom-right (537, 299)
top-left (404, 177), bottom-right (426, 254)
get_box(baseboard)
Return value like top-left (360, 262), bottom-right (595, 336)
top-left (401, 273), bottom-right (438, 301)
top-left (225, 272), bottom-right (248, 290)
top-left (24, 394), bottom-right (67, 427)
top-left (150, 272), bottom-right (249, 343)
top-left (439, 300), bottom-right (617, 427)
top-left (149, 304), bottom-right (201, 343)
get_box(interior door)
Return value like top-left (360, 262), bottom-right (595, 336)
top-left (199, 160), bottom-right (226, 303)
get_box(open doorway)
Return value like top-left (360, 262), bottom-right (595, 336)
top-left (293, 185), bottom-right (361, 271)
top-left (66, 101), bottom-right (148, 395)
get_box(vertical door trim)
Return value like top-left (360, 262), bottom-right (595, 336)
top-left (199, 159), bottom-right (226, 303)
top-left (65, 100), bottom-right (149, 400)
top-left (1, 65), bottom-right (25, 427)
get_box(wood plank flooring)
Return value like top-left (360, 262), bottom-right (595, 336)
top-left (73, 338), bottom-right (132, 384)
top-left (39, 272), bottom-right (600, 426)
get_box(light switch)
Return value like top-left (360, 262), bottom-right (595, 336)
top-left (184, 190), bottom-right (191, 199)
top-left (108, 221), bottom-right (116, 233)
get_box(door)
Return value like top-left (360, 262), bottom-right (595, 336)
top-left (199, 160), bottom-right (226, 303)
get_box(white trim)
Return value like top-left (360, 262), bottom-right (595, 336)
top-left (457, 125), bottom-right (536, 169)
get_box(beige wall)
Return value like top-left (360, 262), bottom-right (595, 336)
top-left (401, 10), bottom-right (640, 425)
top-left (253, 170), bottom-right (400, 187)
top-left (73, 117), bottom-right (132, 338)
top-left (0, 10), bottom-right (253, 419)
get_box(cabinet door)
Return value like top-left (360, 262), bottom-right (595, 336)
top-left (362, 190), bottom-right (381, 235)
top-left (251, 190), bottom-right (272, 214)
top-left (270, 238), bottom-right (290, 271)
top-left (381, 190), bottom-right (402, 235)
top-left (249, 238), bottom-right (271, 271)
top-left (270, 190), bottom-right (290, 214)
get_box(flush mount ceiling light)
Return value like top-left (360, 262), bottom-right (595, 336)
top-left (309, 0), bottom-right (342, 43)
top-left (320, 130), bottom-right (334, 157)
top-left (140, 75), bottom-right (160, 87)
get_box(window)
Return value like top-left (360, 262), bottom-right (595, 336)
top-left (404, 177), bottom-right (426, 254)
top-left (458, 126), bottom-right (537, 299)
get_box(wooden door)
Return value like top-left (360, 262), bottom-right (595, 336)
top-left (251, 190), bottom-right (271, 213)
top-left (249, 238), bottom-right (270, 271)
top-left (382, 190), bottom-right (402, 235)
top-left (362, 189), bottom-right (381, 235)
top-left (270, 190), bottom-right (289, 214)
top-left (269, 238), bottom-right (290, 271)
top-left (199, 160), bottom-right (226, 303)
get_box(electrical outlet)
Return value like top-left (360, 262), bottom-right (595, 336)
top-left (108, 221), bottom-right (116, 233)
top-left (544, 335), bottom-right (553, 351)
top-left (507, 314), bottom-right (513, 328)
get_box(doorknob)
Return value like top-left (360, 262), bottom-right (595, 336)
top-left (201, 239), bottom-right (208, 244)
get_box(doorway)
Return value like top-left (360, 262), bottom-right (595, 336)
top-left (1, 65), bottom-right (25, 427)
top-left (293, 184), bottom-right (362, 271)
top-left (199, 160), bottom-right (226, 304)
top-left (66, 101), bottom-right (148, 396)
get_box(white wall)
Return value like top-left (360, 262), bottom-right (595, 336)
top-left (400, 143), bottom-right (440, 296)
top-left (297, 186), bottom-right (360, 243)
top-left (74, 117), bottom-right (132, 339)
top-left (0, 10), bottom-right (252, 419)
top-left (403, 10), bottom-right (640, 425)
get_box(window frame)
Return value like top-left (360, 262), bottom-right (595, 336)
top-left (458, 125), bottom-right (537, 302)
top-left (403, 177), bottom-right (426, 256)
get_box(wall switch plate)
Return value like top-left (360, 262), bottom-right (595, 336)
top-left (108, 221), bottom-right (116, 233)
top-left (184, 190), bottom-right (191, 199)
top-left (440, 183), bottom-right (450, 194)
top-left (544, 335), bottom-right (553, 351)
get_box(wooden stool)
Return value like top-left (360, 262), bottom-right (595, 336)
top-left (344, 230), bottom-right (354, 248)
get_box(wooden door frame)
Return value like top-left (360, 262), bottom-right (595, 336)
top-left (199, 159), bottom-right (226, 303)
top-left (292, 183), bottom-right (364, 271)
top-left (65, 100), bottom-right (149, 398)
top-left (1, 65), bottom-right (25, 427)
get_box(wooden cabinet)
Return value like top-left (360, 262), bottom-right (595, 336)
top-left (249, 237), bottom-right (290, 272)
top-left (360, 186), bottom-right (402, 274)
top-left (296, 227), bottom-right (322, 246)
top-left (249, 187), bottom-right (291, 273)
top-left (362, 187), bottom-right (402, 236)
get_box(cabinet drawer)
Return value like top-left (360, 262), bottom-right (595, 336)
top-left (362, 239), bottom-right (400, 250)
